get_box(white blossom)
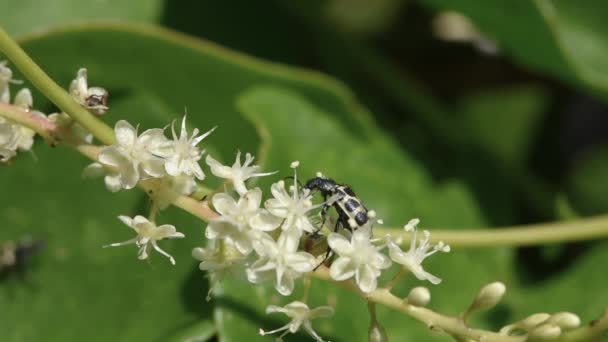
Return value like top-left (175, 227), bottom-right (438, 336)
top-left (192, 242), bottom-right (246, 300)
top-left (260, 301), bottom-right (334, 342)
top-left (81, 161), bottom-right (125, 193)
top-left (206, 151), bottom-right (276, 196)
top-left (157, 115), bottom-right (214, 180)
top-left (386, 218), bottom-right (450, 285)
top-left (104, 215), bottom-right (184, 264)
top-left (0, 61), bottom-right (15, 103)
top-left (152, 174), bottom-right (197, 209)
top-left (205, 188), bottom-right (281, 255)
top-left (247, 227), bottom-right (317, 296)
top-left (265, 161), bottom-right (322, 234)
top-left (98, 120), bottom-right (167, 189)
top-left (0, 88), bottom-right (45, 161)
top-left (328, 228), bottom-right (391, 293)
top-left (11, 88), bottom-right (44, 151)
top-left (0, 118), bottom-right (17, 162)
top-left (69, 68), bottom-right (108, 114)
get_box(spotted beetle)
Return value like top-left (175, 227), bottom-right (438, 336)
top-left (303, 175), bottom-right (375, 233)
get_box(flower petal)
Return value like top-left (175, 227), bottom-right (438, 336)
top-left (327, 233), bottom-right (353, 256)
top-left (114, 120), bottom-right (136, 147)
top-left (329, 257), bottom-right (356, 281)
top-left (356, 264), bottom-right (378, 293)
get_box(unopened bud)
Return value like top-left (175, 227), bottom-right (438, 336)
top-left (407, 287), bottom-right (431, 307)
top-left (470, 282), bottom-right (506, 312)
top-left (529, 323), bottom-right (561, 340)
top-left (521, 313), bottom-right (551, 328)
top-left (548, 312), bottom-right (580, 331)
top-left (368, 323), bottom-right (388, 342)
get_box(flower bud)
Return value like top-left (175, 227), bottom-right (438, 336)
top-left (407, 287), bottom-right (431, 307)
top-left (548, 312), bottom-right (581, 331)
top-left (521, 313), bottom-right (551, 329)
top-left (529, 323), bottom-right (561, 340)
top-left (469, 282), bottom-right (506, 312)
top-left (368, 322), bottom-right (389, 342)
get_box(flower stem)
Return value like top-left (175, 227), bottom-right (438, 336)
top-left (0, 26), bottom-right (115, 145)
top-left (375, 214), bottom-right (608, 248)
top-left (0, 101), bottom-right (57, 144)
top-left (311, 266), bottom-right (603, 342)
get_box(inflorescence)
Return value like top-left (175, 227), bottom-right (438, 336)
top-left (0, 60), bottom-right (598, 342)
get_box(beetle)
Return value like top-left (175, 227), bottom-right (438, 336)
top-left (303, 175), bottom-right (376, 233)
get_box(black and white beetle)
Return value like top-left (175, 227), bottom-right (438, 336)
top-left (303, 175), bottom-right (376, 233)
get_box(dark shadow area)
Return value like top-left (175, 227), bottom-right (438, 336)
top-left (514, 242), bottom-right (593, 285)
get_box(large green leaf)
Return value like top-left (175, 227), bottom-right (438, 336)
top-left (0, 23), bottom-right (466, 341)
top-left (566, 146), bottom-right (608, 216)
top-left (0, 145), bottom-right (214, 341)
top-left (212, 85), bottom-right (509, 342)
top-left (417, 0), bottom-right (608, 99)
top-left (0, 0), bottom-right (162, 36)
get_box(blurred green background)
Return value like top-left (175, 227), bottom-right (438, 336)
top-left (1, 0), bottom-right (608, 341)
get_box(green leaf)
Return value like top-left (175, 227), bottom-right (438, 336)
top-left (0, 23), bottom-right (385, 341)
top-left (0, 0), bottom-right (162, 36)
top-left (507, 241), bottom-right (608, 324)
top-left (212, 85), bottom-right (508, 342)
top-left (417, 0), bottom-right (608, 99)
top-left (566, 145), bottom-right (608, 216)
top-left (457, 85), bottom-right (549, 167)
top-left (0, 146), bottom-right (213, 341)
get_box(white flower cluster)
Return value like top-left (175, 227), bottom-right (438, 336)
top-left (92, 115), bottom-right (215, 263)
top-left (0, 62), bottom-right (45, 162)
top-left (195, 158), bottom-right (451, 340)
top-left (61, 66), bottom-right (451, 340)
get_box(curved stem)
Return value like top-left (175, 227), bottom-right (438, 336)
top-left (0, 26), bottom-right (115, 145)
top-left (312, 266), bottom-right (605, 342)
top-left (312, 266), bottom-right (524, 342)
top-left (375, 215), bottom-right (608, 248)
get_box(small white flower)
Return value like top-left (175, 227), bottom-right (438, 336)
top-left (247, 227), bottom-right (317, 296)
top-left (11, 88), bottom-right (44, 151)
top-left (206, 151), bottom-right (276, 196)
top-left (260, 301), bottom-right (334, 342)
top-left (0, 88), bottom-right (45, 161)
top-left (98, 120), bottom-right (167, 189)
top-left (386, 218), bottom-right (450, 285)
top-left (152, 174), bottom-right (197, 209)
top-left (0, 61), bottom-right (16, 104)
top-left (69, 68), bottom-right (108, 114)
top-left (104, 215), bottom-right (184, 264)
top-left (206, 188), bottom-right (281, 255)
top-left (265, 161), bottom-right (321, 234)
top-left (158, 115), bottom-right (214, 180)
top-left (328, 228), bottom-right (391, 293)
top-left (0, 118), bottom-right (17, 162)
top-left (192, 244), bottom-right (245, 272)
top-left (193, 242), bottom-right (246, 300)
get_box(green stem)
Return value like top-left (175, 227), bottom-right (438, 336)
top-left (0, 26), bottom-right (115, 145)
top-left (313, 266), bottom-right (525, 342)
top-left (375, 214), bottom-right (608, 248)
top-left (0, 101), bottom-right (57, 144)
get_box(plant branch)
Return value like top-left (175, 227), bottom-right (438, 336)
top-left (0, 26), bottom-right (115, 145)
top-left (375, 215), bottom-right (608, 248)
top-left (312, 266), bottom-right (524, 342)
top-left (312, 266), bottom-right (606, 342)
top-left (0, 101), bottom-right (57, 145)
